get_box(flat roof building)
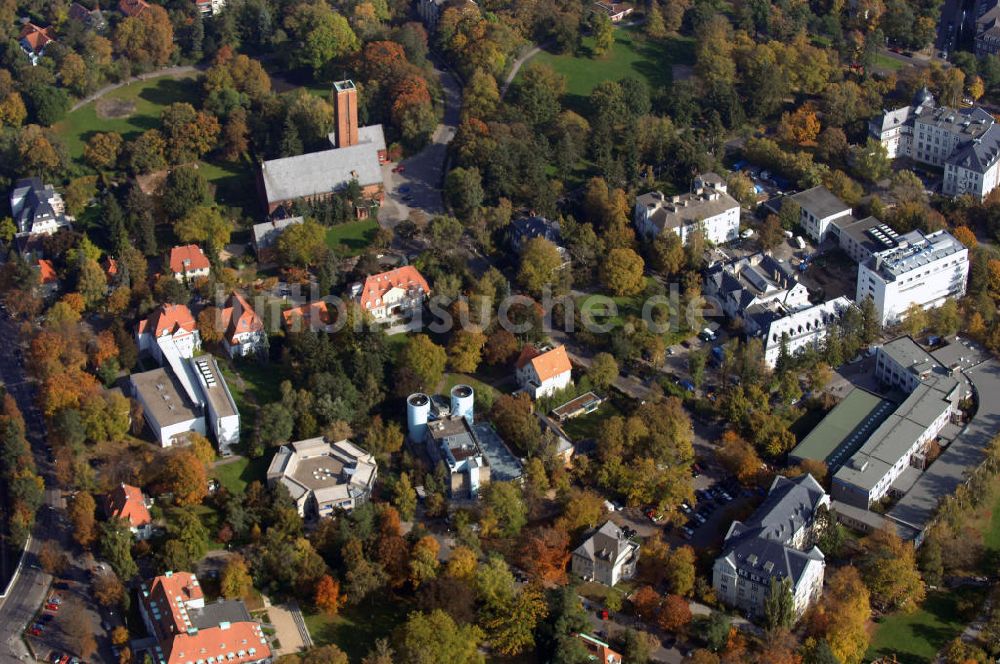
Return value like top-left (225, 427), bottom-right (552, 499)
top-left (789, 388), bottom-right (896, 471)
top-left (267, 437), bottom-right (377, 518)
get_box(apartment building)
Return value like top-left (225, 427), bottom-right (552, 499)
top-left (571, 521), bottom-right (640, 587)
top-left (704, 253), bottom-right (810, 321)
top-left (633, 173), bottom-right (740, 246)
top-left (754, 296), bottom-right (853, 368)
top-left (789, 186), bottom-right (852, 243)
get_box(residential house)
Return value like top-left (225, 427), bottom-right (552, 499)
top-left (10, 178), bottom-right (73, 236)
top-left (19, 23), bottom-right (55, 65)
top-left (35, 259), bottom-right (59, 298)
top-left (219, 292), bottom-right (266, 358)
top-left (753, 296), bottom-right (853, 368)
top-left (281, 301), bottom-right (335, 333)
top-left (138, 571), bottom-right (272, 664)
top-left (251, 216), bottom-right (303, 263)
top-left (633, 173), bottom-right (740, 246)
top-left (977, 0), bottom-right (1000, 56)
top-left (259, 81), bottom-right (386, 217)
top-left (105, 483), bottom-right (153, 540)
top-left (713, 475), bottom-right (828, 620)
top-left (571, 521), bottom-right (640, 587)
top-left (509, 216), bottom-right (570, 264)
top-left (68, 2), bottom-right (106, 30)
top-left (118, 0), bottom-right (148, 16)
top-left (168, 244), bottom-right (211, 282)
top-left (704, 253), bottom-right (810, 322)
top-left (869, 89), bottom-right (1000, 200)
top-left (856, 229), bottom-right (969, 326)
top-left (195, 0), bottom-right (225, 15)
top-left (352, 265), bottom-right (430, 324)
top-left (788, 186), bottom-right (853, 243)
top-left (266, 438), bottom-right (377, 518)
top-left (577, 633), bottom-right (623, 664)
top-left (136, 304), bottom-right (202, 364)
top-left (515, 344), bottom-right (573, 399)
top-left (593, 1), bottom-right (633, 21)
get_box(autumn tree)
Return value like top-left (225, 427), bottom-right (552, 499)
top-left (64, 604), bottom-right (98, 660)
top-left (160, 103), bottom-right (221, 163)
top-left (858, 525), bottom-right (925, 613)
top-left (285, 2), bottom-right (360, 75)
top-left (953, 226), bottom-right (978, 249)
top-left (777, 106), bottom-right (821, 146)
top-left (276, 218), bottom-right (327, 267)
top-left (175, 207), bottom-right (234, 249)
top-left (518, 237), bottom-right (565, 298)
top-left (84, 132), bottom-right (123, 171)
top-left (39, 540), bottom-right (68, 574)
top-left (113, 5), bottom-right (174, 66)
top-left (665, 545), bottom-right (697, 597)
top-left (67, 491), bottom-right (97, 548)
top-left (600, 248), bottom-right (645, 296)
top-left (221, 554), bottom-right (253, 599)
top-left (489, 394), bottom-right (541, 457)
top-left (587, 352), bottom-right (619, 392)
top-left (592, 11), bottom-right (615, 56)
top-left (517, 526), bottom-right (570, 584)
top-left (631, 585), bottom-right (661, 622)
top-left (93, 571), bottom-right (126, 608)
top-left (716, 430), bottom-right (762, 486)
top-left (409, 536), bottom-right (441, 588)
top-left (448, 330), bottom-right (486, 373)
top-left (807, 566), bottom-right (870, 664)
top-left (315, 574), bottom-right (346, 615)
top-left (365, 415), bottom-right (404, 458)
top-left (397, 609), bottom-right (484, 664)
top-left (658, 593), bottom-right (692, 632)
top-left (396, 334), bottom-right (447, 395)
top-left (483, 329), bottom-right (519, 366)
top-left (162, 450), bottom-right (209, 506)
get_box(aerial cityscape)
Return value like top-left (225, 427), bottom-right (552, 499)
top-left (2, 0), bottom-right (1000, 663)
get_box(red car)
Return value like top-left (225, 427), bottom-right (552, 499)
top-left (392, 165), bottom-right (406, 173)
top-left (44, 603), bottom-right (59, 612)
top-left (28, 627), bottom-right (42, 637)
top-left (598, 609), bottom-right (609, 620)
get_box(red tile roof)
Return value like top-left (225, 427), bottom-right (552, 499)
top-left (118, 0), bottom-right (148, 16)
top-left (138, 304), bottom-right (198, 338)
top-left (19, 23), bottom-right (54, 53)
top-left (104, 257), bottom-right (118, 278)
top-left (577, 633), bottom-right (622, 664)
top-left (169, 245), bottom-right (210, 276)
top-left (357, 266), bottom-right (430, 310)
top-left (106, 483), bottom-right (151, 528)
top-left (516, 344), bottom-right (572, 382)
top-left (164, 621), bottom-right (271, 664)
top-left (37, 259), bottom-right (57, 284)
top-left (281, 301), bottom-right (332, 330)
top-left (220, 292), bottom-right (263, 345)
top-left (146, 571), bottom-right (204, 636)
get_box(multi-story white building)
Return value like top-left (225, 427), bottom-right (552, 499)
top-left (856, 229), bottom-right (969, 326)
top-left (832, 337), bottom-right (965, 509)
top-left (190, 355), bottom-right (240, 455)
top-left (571, 521), bottom-right (640, 587)
top-left (136, 304), bottom-right (202, 364)
top-left (9, 178), bottom-right (73, 236)
top-left (754, 296), bottom-right (853, 368)
top-left (788, 186), bottom-right (853, 243)
top-left (515, 345), bottom-right (573, 400)
top-left (870, 89), bottom-right (1000, 200)
top-left (705, 253), bottom-right (810, 321)
top-left (633, 173), bottom-right (740, 246)
top-left (219, 292), bottom-right (267, 359)
top-left (713, 475), bottom-right (828, 620)
top-left (352, 266), bottom-right (430, 324)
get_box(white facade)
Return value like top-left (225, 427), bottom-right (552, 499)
top-left (760, 297), bottom-right (853, 368)
top-left (516, 363), bottom-right (572, 399)
top-left (634, 174), bottom-right (740, 246)
top-left (9, 178), bottom-right (74, 236)
top-left (856, 229), bottom-right (969, 326)
top-left (789, 186), bottom-right (853, 243)
top-left (571, 521), bottom-right (640, 587)
top-left (712, 549), bottom-right (825, 618)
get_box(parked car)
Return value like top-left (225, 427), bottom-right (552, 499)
top-left (645, 508), bottom-right (664, 523)
top-left (680, 527), bottom-right (694, 540)
top-left (693, 513), bottom-right (707, 525)
top-left (392, 165), bottom-right (406, 173)
top-left (598, 609), bottom-right (610, 620)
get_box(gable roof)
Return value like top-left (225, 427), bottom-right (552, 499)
top-left (162, 621), bottom-right (271, 664)
top-left (138, 304), bottom-right (197, 338)
top-left (281, 301), bottom-right (333, 330)
top-left (146, 571), bottom-right (204, 637)
top-left (516, 345), bottom-right (572, 382)
top-left (118, 0), bottom-right (149, 16)
top-left (36, 259), bottom-right (57, 284)
top-left (356, 266), bottom-right (430, 310)
top-left (220, 292), bottom-right (263, 345)
top-left (573, 520), bottom-right (635, 564)
top-left (19, 23), bottom-right (55, 53)
top-left (106, 483), bottom-right (151, 528)
top-left (169, 244), bottom-right (210, 275)
top-left (251, 216), bottom-right (304, 251)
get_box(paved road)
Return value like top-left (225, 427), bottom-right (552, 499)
top-left (378, 59), bottom-right (461, 227)
top-left (499, 43), bottom-right (545, 99)
top-left (69, 65), bottom-right (200, 112)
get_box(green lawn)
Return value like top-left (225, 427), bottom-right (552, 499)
top-left (303, 595), bottom-right (408, 660)
top-left (55, 73), bottom-right (200, 162)
top-left (325, 219), bottom-right (379, 256)
top-left (867, 588), bottom-right (987, 664)
top-left (874, 52), bottom-right (905, 71)
top-left (213, 450), bottom-right (275, 495)
top-left (527, 27), bottom-right (695, 111)
top-left (196, 159), bottom-right (258, 217)
top-left (219, 360), bottom-right (287, 440)
top-left (561, 400), bottom-right (622, 441)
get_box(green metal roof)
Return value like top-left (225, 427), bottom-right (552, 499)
top-left (789, 388), bottom-right (895, 470)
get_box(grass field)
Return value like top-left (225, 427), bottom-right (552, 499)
top-left (197, 159), bottom-right (258, 217)
top-left (561, 400), bottom-right (622, 441)
top-left (303, 595), bottom-right (408, 660)
top-left (213, 450), bottom-right (275, 495)
top-left (527, 27), bottom-right (695, 111)
top-left (867, 588), bottom-right (987, 664)
top-left (326, 219), bottom-right (379, 256)
top-left (873, 53), bottom-right (906, 71)
top-left (55, 74), bottom-right (200, 162)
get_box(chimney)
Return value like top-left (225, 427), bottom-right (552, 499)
top-left (333, 80), bottom-right (359, 148)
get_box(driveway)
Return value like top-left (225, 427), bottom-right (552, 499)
top-left (378, 61), bottom-right (461, 227)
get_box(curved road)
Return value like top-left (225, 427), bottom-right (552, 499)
top-left (500, 44), bottom-right (545, 99)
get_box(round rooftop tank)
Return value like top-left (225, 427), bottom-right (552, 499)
top-left (450, 384), bottom-right (474, 423)
top-left (407, 393), bottom-right (431, 440)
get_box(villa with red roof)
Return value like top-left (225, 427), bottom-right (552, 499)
top-left (219, 292), bottom-right (267, 358)
top-left (351, 266), bottom-right (430, 325)
top-left (281, 301), bottom-right (335, 333)
top-left (137, 304), bottom-right (202, 363)
top-left (138, 571), bottom-right (271, 664)
top-left (19, 23), bottom-right (55, 65)
top-left (515, 344), bottom-right (573, 399)
top-left (106, 483), bottom-right (153, 540)
top-left (169, 244), bottom-right (211, 282)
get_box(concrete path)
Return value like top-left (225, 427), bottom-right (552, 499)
top-left (70, 65), bottom-right (200, 112)
top-left (266, 602), bottom-right (309, 655)
top-left (500, 43), bottom-right (546, 99)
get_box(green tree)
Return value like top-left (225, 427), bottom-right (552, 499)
top-left (646, 3), bottom-right (668, 38)
top-left (587, 352), bottom-right (619, 392)
top-left (444, 167), bottom-right (484, 223)
top-left (763, 577), bottom-right (794, 631)
top-left (257, 402), bottom-right (294, 447)
top-left (481, 482), bottom-right (527, 537)
top-left (277, 218), bottom-right (327, 267)
top-left (394, 472), bottom-right (418, 521)
top-left (175, 207), bottom-right (234, 248)
top-left (220, 554), bottom-right (253, 599)
top-left (600, 248), bottom-right (645, 296)
top-left (397, 609), bottom-right (484, 664)
top-left (665, 545), bottom-right (696, 597)
top-left (77, 258), bottom-right (107, 308)
top-left (853, 137), bottom-right (891, 184)
top-left (901, 302), bottom-right (929, 338)
top-left (364, 415), bottom-right (404, 458)
top-left (592, 12), bottom-right (615, 56)
top-left (285, 2), bottom-right (360, 74)
top-left (161, 166), bottom-right (211, 221)
top-left (518, 237), bottom-right (564, 298)
top-left (448, 330), bottom-right (486, 373)
top-left (688, 349), bottom-right (707, 388)
top-left (98, 519), bottom-right (138, 580)
top-left (396, 335), bottom-right (447, 395)
top-left (165, 506), bottom-right (210, 569)
top-left (489, 394), bottom-right (542, 457)
top-left (513, 64), bottom-right (567, 127)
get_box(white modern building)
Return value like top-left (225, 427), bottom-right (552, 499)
top-left (713, 475), bottom-right (828, 620)
top-left (9, 178), bottom-right (73, 236)
top-left (571, 521), bottom-right (640, 587)
top-left (832, 337), bottom-right (965, 509)
top-left (754, 296), bottom-right (853, 368)
top-left (515, 345), bottom-right (573, 400)
top-left (633, 173), bottom-right (740, 246)
top-left (130, 366), bottom-right (208, 447)
top-left (190, 355), bottom-right (240, 456)
top-left (788, 186), bottom-right (853, 243)
top-left (856, 229), bottom-right (969, 326)
top-left (870, 89), bottom-right (1000, 200)
top-left (266, 438), bottom-right (377, 518)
